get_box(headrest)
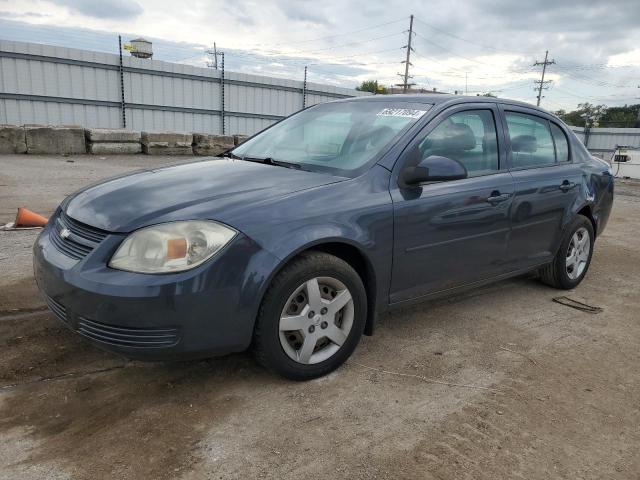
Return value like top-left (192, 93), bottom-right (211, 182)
top-left (511, 134), bottom-right (537, 153)
top-left (441, 123), bottom-right (476, 151)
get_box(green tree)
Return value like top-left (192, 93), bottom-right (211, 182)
top-left (599, 104), bottom-right (640, 127)
top-left (557, 103), bottom-right (607, 127)
top-left (356, 80), bottom-right (388, 95)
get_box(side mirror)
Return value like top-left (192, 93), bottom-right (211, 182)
top-left (403, 153), bottom-right (468, 185)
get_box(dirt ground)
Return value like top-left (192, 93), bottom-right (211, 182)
top-left (1, 155), bottom-right (639, 479)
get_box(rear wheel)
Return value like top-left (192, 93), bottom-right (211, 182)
top-left (254, 252), bottom-right (366, 380)
top-left (539, 215), bottom-right (594, 289)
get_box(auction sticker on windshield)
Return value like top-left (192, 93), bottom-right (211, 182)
top-left (376, 108), bottom-right (427, 119)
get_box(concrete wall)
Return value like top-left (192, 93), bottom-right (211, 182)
top-left (0, 40), bottom-right (370, 136)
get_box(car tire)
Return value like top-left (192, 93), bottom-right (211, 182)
top-left (253, 251), bottom-right (367, 380)
top-left (538, 214), bottom-right (595, 290)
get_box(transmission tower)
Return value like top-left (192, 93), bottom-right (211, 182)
top-left (206, 42), bottom-right (218, 69)
top-left (396, 15), bottom-right (415, 93)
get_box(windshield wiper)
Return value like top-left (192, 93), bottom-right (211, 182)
top-left (241, 156), bottom-right (302, 170)
top-left (221, 151), bottom-right (242, 159)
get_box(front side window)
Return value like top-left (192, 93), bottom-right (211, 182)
top-left (416, 109), bottom-right (499, 177)
top-left (550, 122), bottom-right (570, 162)
top-left (505, 112), bottom-right (556, 168)
top-left (232, 101), bottom-right (432, 176)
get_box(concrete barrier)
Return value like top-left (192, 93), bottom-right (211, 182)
top-left (0, 125), bottom-right (27, 154)
top-left (192, 134), bottom-right (234, 156)
top-left (141, 132), bottom-right (193, 155)
top-left (86, 128), bottom-right (141, 143)
top-left (234, 135), bottom-right (249, 146)
top-left (25, 125), bottom-right (86, 154)
top-left (86, 128), bottom-right (141, 155)
top-left (0, 124), bottom-right (251, 155)
top-left (89, 143), bottom-right (142, 155)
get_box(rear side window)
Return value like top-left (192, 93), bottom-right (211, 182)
top-left (550, 122), bottom-right (570, 162)
top-left (505, 112), bottom-right (555, 168)
top-left (417, 109), bottom-right (499, 177)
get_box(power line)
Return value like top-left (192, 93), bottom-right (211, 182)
top-left (245, 17), bottom-right (408, 49)
top-left (413, 16), bottom-right (541, 55)
top-left (222, 48), bottom-right (402, 81)
top-left (550, 86), bottom-right (639, 101)
top-left (276, 31), bottom-right (406, 56)
top-left (235, 32), bottom-right (405, 65)
top-left (413, 31), bottom-right (495, 67)
top-left (552, 65), bottom-right (634, 88)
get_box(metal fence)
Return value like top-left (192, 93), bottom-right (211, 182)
top-left (570, 126), bottom-right (640, 156)
top-left (0, 40), bottom-right (369, 135)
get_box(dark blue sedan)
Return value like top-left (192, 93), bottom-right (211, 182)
top-left (34, 95), bottom-right (614, 379)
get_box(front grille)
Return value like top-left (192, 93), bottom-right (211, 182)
top-left (77, 317), bottom-right (180, 348)
top-left (44, 295), bottom-right (68, 323)
top-left (50, 211), bottom-right (109, 260)
top-left (60, 212), bottom-right (109, 243)
top-left (50, 228), bottom-right (93, 259)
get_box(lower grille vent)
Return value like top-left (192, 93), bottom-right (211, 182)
top-left (45, 295), bottom-right (68, 323)
top-left (77, 317), bottom-right (180, 348)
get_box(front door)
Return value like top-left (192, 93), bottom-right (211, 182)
top-left (389, 105), bottom-right (514, 304)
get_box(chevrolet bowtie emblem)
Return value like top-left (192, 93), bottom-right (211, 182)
top-left (60, 228), bottom-right (71, 239)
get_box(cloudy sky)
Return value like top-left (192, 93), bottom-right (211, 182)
top-left (1, 0), bottom-right (639, 111)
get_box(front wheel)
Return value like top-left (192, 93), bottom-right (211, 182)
top-left (539, 214), bottom-right (595, 289)
top-left (253, 252), bottom-right (367, 380)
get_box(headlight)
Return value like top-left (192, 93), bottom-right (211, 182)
top-left (109, 221), bottom-right (236, 274)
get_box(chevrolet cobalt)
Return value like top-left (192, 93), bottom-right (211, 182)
top-left (34, 95), bottom-right (614, 379)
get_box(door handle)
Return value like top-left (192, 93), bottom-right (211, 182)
top-left (559, 180), bottom-right (576, 192)
top-left (486, 191), bottom-right (511, 205)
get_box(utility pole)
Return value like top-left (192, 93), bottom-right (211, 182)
top-left (533, 50), bottom-right (555, 106)
top-left (206, 42), bottom-right (218, 69)
top-left (396, 15), bottom-right (414, 93)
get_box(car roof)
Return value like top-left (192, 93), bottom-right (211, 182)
top-left (342, 93), bottom-right (549, 114)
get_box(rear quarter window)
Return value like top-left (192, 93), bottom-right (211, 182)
top-left (550, 122), bottom-right (570, 162)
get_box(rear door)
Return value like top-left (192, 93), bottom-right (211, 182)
top-left (500, 105), bottom-right (583, 269)
top-left (389, 103), bottom-right (514, 303)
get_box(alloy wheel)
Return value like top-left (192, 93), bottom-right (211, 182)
top-left (566, 227), bottom-right (590, 280)
top-left (278, 276), bottom-right (354, 364)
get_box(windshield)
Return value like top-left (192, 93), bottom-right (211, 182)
top-left (231, 101), bottom-right (432, 176)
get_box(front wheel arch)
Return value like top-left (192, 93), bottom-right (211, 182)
top-left (256, 239), bottom-right (378, 338)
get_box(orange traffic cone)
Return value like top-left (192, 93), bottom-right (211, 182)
top-left (15, 207), bottom-right (48, 228)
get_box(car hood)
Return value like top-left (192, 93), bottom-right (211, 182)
top-left (64, 159), bottom-right (346, 232)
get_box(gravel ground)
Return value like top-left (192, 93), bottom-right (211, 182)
top-left (1, 155), bottom-right (639, 479)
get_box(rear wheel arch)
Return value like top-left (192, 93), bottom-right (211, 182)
top-left (577, 204), bottom-right (597, 237)
top-left (540, 213), bottom-right (594, 289)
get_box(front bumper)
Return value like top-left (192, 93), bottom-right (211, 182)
top-left (33, 216), bottom-right (280, 360)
